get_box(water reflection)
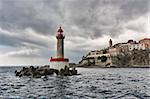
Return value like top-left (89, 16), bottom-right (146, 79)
top-left (51, 76), bottom-right (71, 98)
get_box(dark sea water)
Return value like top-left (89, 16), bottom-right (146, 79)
top-left (0, 67), bottom-right (149, 99)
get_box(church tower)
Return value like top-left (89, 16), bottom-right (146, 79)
top-left (109, 39), bottom-right (112, 48)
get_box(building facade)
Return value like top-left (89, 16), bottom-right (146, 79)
top-left (79, 50), bottom-right (112, 67)
top-left (139, 38), bottom-right (150, 49)
top-left (128, 43), bottom-right (146, 51)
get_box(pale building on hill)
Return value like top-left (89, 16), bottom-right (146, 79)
top-left (139, 38), bottom-right (150, 49)
top-left (128, 43), bottom-right (146, 51)
top-left (83, 53), bottom-right (112, 67)
top-left (108, 47), bottom-right (121, 56)
top-left (108, 39), bottom-right (148, 55)
top-left (108, 40), bottom-right (133, 56)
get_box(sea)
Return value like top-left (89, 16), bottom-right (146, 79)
top-left (0, 67), bottom-right (149, 99)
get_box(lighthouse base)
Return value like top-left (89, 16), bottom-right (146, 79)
top-left (50, 58), bottom-right (69, 70)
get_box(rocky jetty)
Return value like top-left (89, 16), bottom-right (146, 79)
top-left (15, 65), bottom-right (78, 78)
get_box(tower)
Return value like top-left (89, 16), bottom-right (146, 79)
top-left (109, 39), bottom-right (112, 48)
top-left (56, 27), bottom-right (65, 58)
top-left (50, 27), bottom-right (69, 70)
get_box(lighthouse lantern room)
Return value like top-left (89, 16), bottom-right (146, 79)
top-left (50, 27), bottom-right (69, 70)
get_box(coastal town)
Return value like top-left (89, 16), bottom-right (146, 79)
top-left (78, 38), bottom-right (150, 67)
top-left (14, 26), bottom-right (150, 78)
top-left (0, 0), bottom-right (150, 98)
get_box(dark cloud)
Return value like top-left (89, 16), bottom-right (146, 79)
top-left (0, 0), bottom-right (149, 37)
top-left (0, 29), bottom-right (50, 48)
top-left (0, 0), bottom-right (149, 64)
top-left (119, 0), bottom-right (149, 19)
top-left (0, 33), bottom-right (20, 47)
top-left (65, 0), bottom-right (149, 38)
top-left (0, 0), bottom-right (58, 35)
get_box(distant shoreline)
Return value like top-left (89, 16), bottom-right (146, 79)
top-left (0, 65), bottom-right (149, 68)
top-left (76, 65), bottom-right (150, 68)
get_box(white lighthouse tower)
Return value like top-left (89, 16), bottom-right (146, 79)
top-left (50, 27), bottom-right (69, 70)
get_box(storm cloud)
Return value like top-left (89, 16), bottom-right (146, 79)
top-left (0, 0), bottom-right (149, 65)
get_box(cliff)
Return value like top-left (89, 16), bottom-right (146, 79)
top-left (78, 50), bottom-right (150, 68)
top-left (111, 50), bottom-right (150, 67)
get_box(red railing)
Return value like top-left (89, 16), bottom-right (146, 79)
top-left (50, 58), bottom-right (69, 62)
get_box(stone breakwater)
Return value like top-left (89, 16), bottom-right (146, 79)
top-left (15, 65), bottom-right (78, 78)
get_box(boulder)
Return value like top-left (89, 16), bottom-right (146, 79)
top-left (70, 67), bottom-right (77, 75)
top-left (15, 65), bottom-right (78, 78)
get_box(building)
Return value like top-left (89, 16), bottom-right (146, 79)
top-left (109, 39), bottom-right (146, 54)
top-left (139, 38), bottom-right (150, 49)
top-left (50, 27), bottom-right (69, 70)
top-left (79, 50), bottom-right (112, 67)
top-left (108, 40), bottom-right (131, 55)
top-left (119, 43), bottom-right (131, 53)
top-left (128, 43), bottom-right (146, 51)
top-left (88, 50), bottom-right (105, 56)
top-left (127, 40), bottom-right (136, 44)
top-left (108, 47), bottom-right (121, 56)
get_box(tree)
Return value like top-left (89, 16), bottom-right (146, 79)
top-left (101, 56), bottom-right (107, 62)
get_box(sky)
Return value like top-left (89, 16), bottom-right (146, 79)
top-left (0, 0), bottom-right (149, 66)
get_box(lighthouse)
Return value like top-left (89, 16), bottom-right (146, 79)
top-left (50, 27), bottom-right (69, 70)
top-left (57, 27), bottom-right (65, 58)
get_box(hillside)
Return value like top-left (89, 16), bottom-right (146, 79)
top-left (111, 50), bottom-right (150, 67)
top-left (77, 50), bottom-right (150, 68)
